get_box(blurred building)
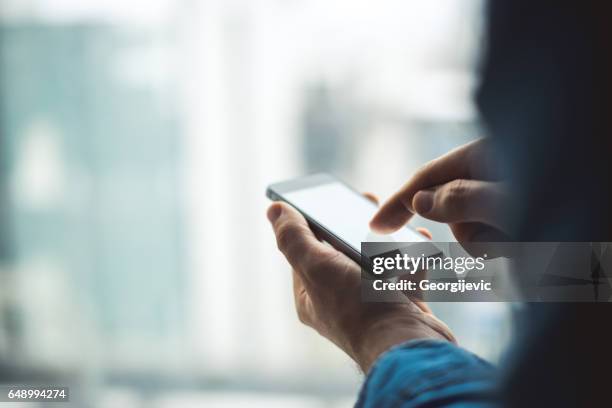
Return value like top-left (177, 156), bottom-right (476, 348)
top-left (0, 24), bottom-right (187, 373)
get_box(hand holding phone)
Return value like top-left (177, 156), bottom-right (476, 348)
top-left (265, 183), bottom-right (456, 372)
top-left (266, 173), bottom-right (433, 265)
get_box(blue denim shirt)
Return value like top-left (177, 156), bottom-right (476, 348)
top-left (356, 340), bottom-right (498, 407)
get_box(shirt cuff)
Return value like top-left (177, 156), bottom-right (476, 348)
top-left (356, 339), bottom-right (498, 408)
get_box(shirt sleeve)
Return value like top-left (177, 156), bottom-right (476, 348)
top-left (356, 339), bottom-right (498, 408)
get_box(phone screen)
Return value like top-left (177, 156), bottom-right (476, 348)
top-left (283, 181), bottom-right (425, 252)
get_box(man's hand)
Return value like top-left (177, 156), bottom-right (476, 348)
top-left (267, 202), bottom-right (455, 373)
top-left (370, 139), bottom-right (511, 243)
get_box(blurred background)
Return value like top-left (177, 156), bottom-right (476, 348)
top-left (0, 0), bottom-right (511, 406)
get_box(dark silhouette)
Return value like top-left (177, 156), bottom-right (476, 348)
top-left (477, 2), bottom-right (612, 406)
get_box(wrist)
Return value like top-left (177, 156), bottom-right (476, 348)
top-left (351, 312), bottom-right (455, 373)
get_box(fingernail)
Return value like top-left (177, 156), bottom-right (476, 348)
top-left (267, 204), bottom-right (283, 224)
top-left (413, 190), bottom-right (434, 214)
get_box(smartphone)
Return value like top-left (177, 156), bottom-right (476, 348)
top-left (266, 173), bottom-right (437, 265)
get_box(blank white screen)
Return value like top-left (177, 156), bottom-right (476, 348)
top-left (284, 182), bottom-right (424, 252)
